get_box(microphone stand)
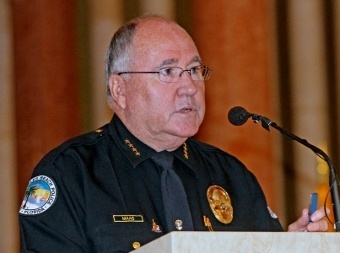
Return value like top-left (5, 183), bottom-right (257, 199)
top-left (252, 114), bottom-right (340, 232)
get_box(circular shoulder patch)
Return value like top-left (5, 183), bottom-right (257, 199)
top-left (19, 175), bottom-right (57, 216)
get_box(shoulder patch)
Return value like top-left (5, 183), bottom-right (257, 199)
top-left (19, 175), bottom-right (57, 216)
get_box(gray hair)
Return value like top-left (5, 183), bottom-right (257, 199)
top-left (105, 21), bottom-right (136, 100)
top-left (105, 15), bottom-right (172, 102)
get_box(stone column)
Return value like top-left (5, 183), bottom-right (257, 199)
top-left (287, 0), bottom-right (329, 214)
top-left (89, 0), bottom-right (124, 127)
top-left (335, 0), bottom-right (340, 167)
top-left (140, 0), bottom-right (175, 19)
top-left (11, 1), bottom-right (81, 203)
top-left (0, 1), bottom-right (18, 251)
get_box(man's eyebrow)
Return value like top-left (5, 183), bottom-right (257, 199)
top-left (157, 56), bottom-right (202, 68)
top-left (158, 58), bottom-right (178, 68)
top-left (191, 56), bottom-right (202, 64)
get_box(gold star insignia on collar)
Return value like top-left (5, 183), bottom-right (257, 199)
top-left (125, 139), bottom-right (141, 156)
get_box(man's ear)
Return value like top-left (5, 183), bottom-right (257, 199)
top-left (108, 75), bottom-right (126, 109)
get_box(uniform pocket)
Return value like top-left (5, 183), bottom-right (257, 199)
top-left (95, 222), bottom-right (163, 253)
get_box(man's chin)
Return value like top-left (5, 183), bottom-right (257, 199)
top-left (171, 126), bottom-right (200, 138)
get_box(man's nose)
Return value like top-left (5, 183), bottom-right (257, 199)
top-left (176, 72), bottom-right (199, 96)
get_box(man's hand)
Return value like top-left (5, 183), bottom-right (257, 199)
top-left (287, 207), bottom-right (330, 232)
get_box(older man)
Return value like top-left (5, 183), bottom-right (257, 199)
top-left (19, 15), bottom-right (328, 253)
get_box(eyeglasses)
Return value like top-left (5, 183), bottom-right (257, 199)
top-left (117, 65), bottom-right (212, 83)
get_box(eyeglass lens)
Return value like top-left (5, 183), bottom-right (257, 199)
top-left (158, 66), bottom-right (211, 83)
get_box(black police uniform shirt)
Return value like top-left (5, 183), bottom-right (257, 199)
top-left (19, 115), bottom-right (283, 252)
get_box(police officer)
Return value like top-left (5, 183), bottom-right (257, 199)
top-left (19, 15), bottom-right (329, 253)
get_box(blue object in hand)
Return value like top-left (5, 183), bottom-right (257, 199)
top-left (309, 193), bottom-right (318, 222)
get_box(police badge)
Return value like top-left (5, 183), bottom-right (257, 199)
top-left (207, 185), bottom-right (233, 224)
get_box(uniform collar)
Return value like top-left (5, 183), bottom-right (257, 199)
top-left (108, 115), bottom-right (196, 174)
top-left (108, 115), bottom-right (154, 167)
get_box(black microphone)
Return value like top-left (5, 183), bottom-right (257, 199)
top-left (228, 106), bottom-right (252, 126)
top-left (228, 106), bottom-right (271, 130)
top-left (227, 106), bottom-right (340, 232)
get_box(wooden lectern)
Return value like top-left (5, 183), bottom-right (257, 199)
top-left (131, 232), bottom-right (340, 252)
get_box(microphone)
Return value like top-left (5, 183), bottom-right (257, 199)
top-left (227, 106), bottom-right (340, 232)
top-left (227, 106), bottom-right (252, 126)
top-left (228, 106), bottom-right (272, 130)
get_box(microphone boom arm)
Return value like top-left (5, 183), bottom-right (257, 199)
top-left (253, 114), bottom-right (340, 232)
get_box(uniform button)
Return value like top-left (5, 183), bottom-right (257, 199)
top-left (132, 241), bottom-right (141, 249)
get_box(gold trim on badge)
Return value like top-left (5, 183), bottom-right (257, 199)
top-left (207, 185), bottom-right (233, 224)
top-left (113, 215), bottom-right (144, 222)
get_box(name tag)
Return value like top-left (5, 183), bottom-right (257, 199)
top-left (113, 215), bottom-right (144, 222)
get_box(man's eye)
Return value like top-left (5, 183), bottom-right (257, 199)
top-left (190, 66), bottom-right (201, 74)
top-left (159, 68), bottom-right (174, 76)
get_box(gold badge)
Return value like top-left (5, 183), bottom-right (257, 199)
top-left (207, 185), bottom-right (233, 224)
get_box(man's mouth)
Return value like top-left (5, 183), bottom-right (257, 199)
top-left (180, 108), bottom-right (193, 113)
top-left (177, 105), bottom-right (198, 114)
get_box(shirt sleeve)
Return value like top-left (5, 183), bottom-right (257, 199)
top-left (250, 172), bottom-right (284, 231)
top-left (19, 154), bottom-right (92, 252)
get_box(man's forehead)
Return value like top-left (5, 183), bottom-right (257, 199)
top-left (134, 19), bottom-right (196, 48)
top-left (131, 19), bottom-right (200, 65)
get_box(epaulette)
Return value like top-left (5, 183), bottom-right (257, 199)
top-left (38, 124), bottom-right (110, 166)
top-left (62, 124), bottom-right (109, 146)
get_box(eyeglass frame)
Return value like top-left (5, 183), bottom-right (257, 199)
top-left (117, 65), bottom-right (212, 83)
